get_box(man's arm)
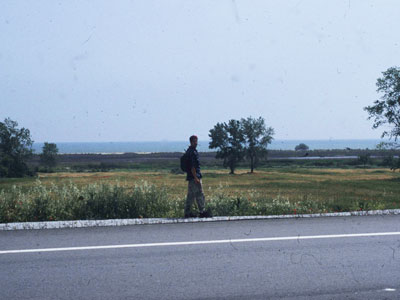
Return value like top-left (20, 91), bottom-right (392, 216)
top-left (191, 167), bottom-right (200, 184)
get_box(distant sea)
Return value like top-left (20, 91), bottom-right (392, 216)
top-left (32, 140), bottom-right (387, 154)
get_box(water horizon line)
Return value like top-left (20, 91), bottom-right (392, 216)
top-left (32, 138), bottom-right (386, 144)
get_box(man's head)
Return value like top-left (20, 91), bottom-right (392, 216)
top-left (189, 135), bottom-right (198, 148)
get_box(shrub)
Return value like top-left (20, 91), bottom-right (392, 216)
top-left (295, 143), bottom-right (309, 151)
top-left (358, 154), bottom-right (371, 168)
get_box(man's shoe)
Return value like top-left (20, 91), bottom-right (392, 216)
top-left (199, 209), bottom-right (213, 218)
top-left (184, 212), bottom-right (197, 218)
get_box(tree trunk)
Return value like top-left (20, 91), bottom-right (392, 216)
top-left (229, 162), bottom-right (235, 174)
top-left (250, 155), bottom-right (254, 173)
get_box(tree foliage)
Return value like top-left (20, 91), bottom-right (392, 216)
top-left (364, 67), bottom-right (400, 142)
top-left (40, 142), bottom-right (59, 169)
top-left (295, 143), bottom-right (309, 151)
top-left (0, 118), bottom-right (33, 177)
top-left (241, 117), bottom-right (274, 173)
top-left (209, 117), bottom-right (274, 174)
top-left (209, 120), bottom-right (245, 174)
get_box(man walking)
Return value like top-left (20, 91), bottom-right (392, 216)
top-left (184, 135), bottom-right (209, 218)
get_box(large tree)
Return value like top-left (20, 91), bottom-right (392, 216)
top-left (209, 119), bottom-right (245, 174)
top-left (364, 66), bottom-right (400, 144)
top-left (40, 142), bottom-right (59, 170)
top-left (241, 117), bottom-right (274, 173)
top-left (0, 118), bottom-right (34, 177)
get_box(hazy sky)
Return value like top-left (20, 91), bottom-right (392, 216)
top-left (1, 0), bottom-right (399, 142)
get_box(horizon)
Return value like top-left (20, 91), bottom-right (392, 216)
top-left (33, 138), bottom-right (387, 144)
top-left (31, 139), bottom-right (389, 154)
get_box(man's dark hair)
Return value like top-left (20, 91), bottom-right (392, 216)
top-left (189, 135), bottom-right (198, 143)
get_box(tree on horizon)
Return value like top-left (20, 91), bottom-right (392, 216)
top-left (209, 120), bottom-right (246, 174)
top-left (241, 116), bottom-right (274, 173)
top-left (40, 142), bottom-right (59, 171)
top-left (295, 143), bottom-right (309, 151)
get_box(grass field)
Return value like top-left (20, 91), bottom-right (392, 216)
top-left (3, 168), bottom-right (400, 205)
top-left (1, 167), bottom-right (400, 222)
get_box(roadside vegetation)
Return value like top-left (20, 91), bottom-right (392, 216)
top-left (1, 167), bottom-right (400, 223)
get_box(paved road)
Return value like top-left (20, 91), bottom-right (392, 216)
top-left (1, 215), bottom-right (400, 299)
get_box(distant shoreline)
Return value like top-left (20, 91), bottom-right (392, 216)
top-left (28, 149), bottom-right (400, 168)
top-left (32, 139), bottom-right (389, 154)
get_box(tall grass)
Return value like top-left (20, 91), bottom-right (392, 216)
top-left (0, 180), bottom-right (171, 223)
top-left (0, 179), bottom-right (393, 223)
top-left (204, 183), bottom-right (387, 217)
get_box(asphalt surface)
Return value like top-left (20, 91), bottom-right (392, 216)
top-left (1, 215), bottom-right (400, 299)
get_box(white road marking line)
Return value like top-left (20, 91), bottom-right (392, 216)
top-left (1, 232), bottom-right (400, 255)
top-left (384, 288), bottom-right (396, 292)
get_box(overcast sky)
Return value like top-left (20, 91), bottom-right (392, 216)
top-left (1, 0), bottom-right (399, 142)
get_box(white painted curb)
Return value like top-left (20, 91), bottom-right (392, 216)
top-left (1, 209), bottom-right (400, 231)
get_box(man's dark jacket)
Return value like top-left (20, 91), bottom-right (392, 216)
top-left (186, 146), bottom-right (202, 181)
